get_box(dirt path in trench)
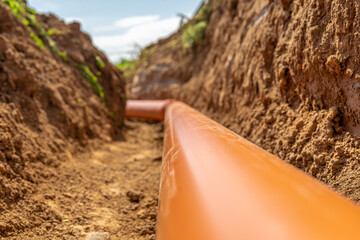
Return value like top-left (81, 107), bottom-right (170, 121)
top-left (6, 120), bottom-right (163, 240)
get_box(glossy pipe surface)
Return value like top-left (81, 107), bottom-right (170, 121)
top-left (125, 100), bottom-right (174, 121)
top-left (155, 101), bottom-right (360, 240)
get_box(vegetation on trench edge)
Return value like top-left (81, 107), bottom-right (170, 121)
top-left (1, 0), bottom-right (67, 61)
top-left (2, 0), bottom-right (115, 117)
top-left (117, 2), bottom-right (212, 82)
top-left (181, 2), bottom-right (212, 51)
top-left (78, 64), bottom-right (105, 100)
top-left (116, 45), bottom-right (157, 81)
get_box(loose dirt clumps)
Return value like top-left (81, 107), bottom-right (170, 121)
top-left (2, 120), bottom-right (163, 239)
top-left (0, 0), bottom-right (126, 238)
top-left (130, 0), bottom-right (360, 202)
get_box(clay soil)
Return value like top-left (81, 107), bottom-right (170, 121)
top-left (130, 0), bottom-right (360, 202)
top-left (3, 0), bottom-right (360, 238)
top-left (1, 119), bottom-right (163, 240)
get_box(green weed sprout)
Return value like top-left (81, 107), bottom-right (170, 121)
top-left (167, 39), bottom-right (179, 47)
top-left (3, 0), bottom-right (25, 18)
top-left (47, 28), bottom-right (64, 35)
top-left (181, 3), bottom-right (211, 51)
top-left (117, 58), bottom-right (137, 80)
top-left (2, 0), bottom-right (113, 116)
top-left (78, 64), bottom-right (104, 99)
top-left (2, 0), bottom-right (68, 61)
top-left (182, 21), bottom-right (208, 50)
top-left (58, 52), bottom-right (68, 61)
top-left (95, 55), bottom-right (106, 69)
top-left (30, 32), bottom-right (44, 50)
top-left (116, 45), bottom-right (157, 80)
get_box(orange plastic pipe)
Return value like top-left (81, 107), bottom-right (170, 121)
top-left (125, 99), bottom-right (174, 121)
top-left (125, 100), bottom-right (360, 240)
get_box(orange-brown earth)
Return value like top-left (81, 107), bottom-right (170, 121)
top-left (131, 0), bottom-right (360, 202)
top-left (2, 119), bottom-right (163, 240)
top-left (0, 0), bottom-right (140, 238)
top-left (3, 0), bottom-right (360, 238)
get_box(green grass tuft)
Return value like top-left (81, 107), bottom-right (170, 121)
top-left (30, 32), bottom-right (44, 50)
top-left (78, 64), bottom-right (104, 99)
top-left (58, 52), bottom-right (68, 61)
top-left (3, 0), bottom-right (25, 18)
top-left (2, 0), bottom-right (112, 115)
top-left (182, 21), bottom-right (208, 51)
top-left (47, 28), bottom-right (64, 35)
top-left (167, 39), bottom-right (179, 48)
top-left (181, 3), bottom-right (211, 51)
top-left (95, 55), bottom-right (106, 69)
top-left (116, 58), bottom-right (138, 81)
top-left (2, 0), bottom-right (68, 61)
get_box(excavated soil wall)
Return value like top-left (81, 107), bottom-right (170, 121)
top-left (0, 1), bottom-right (126, 236)
top-left (131, 0), bottom-right (360, 202)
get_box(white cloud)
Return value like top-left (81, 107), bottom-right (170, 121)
top-left (94, 15), bottom-right (160, 32)
top-left (115, 15), bottom-right (160, 28)
top-left (93, 17), bottom-right (180, 62)
top-left (94, 17), bottom-right (179, 47)
top-left (27, 0), bottom-right (60, 12)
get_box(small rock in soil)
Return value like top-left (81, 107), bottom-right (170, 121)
top-left (126, 190), bottom-right (143, 203)
top-left (149, 213), bottom-right (157, 220)
top-left (140, 229), bottom-right (148, 235)
top-left (85, 232), bottom-right (110, 240)
top-left (152, 156), bottom-right (162, 161)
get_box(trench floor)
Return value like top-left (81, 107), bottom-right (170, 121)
top-left (9, 120), bottom-right (163, 240)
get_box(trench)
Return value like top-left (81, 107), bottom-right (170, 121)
top-left (5, 119), bottom-right (163, 240)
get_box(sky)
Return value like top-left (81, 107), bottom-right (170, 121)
top-left (27, 0), bottom-right (202, 62)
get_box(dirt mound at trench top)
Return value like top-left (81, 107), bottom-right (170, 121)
top-left (130, 0), bottom-right (360, 202)
top-left (0, 0), bottom-right (126, 237)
